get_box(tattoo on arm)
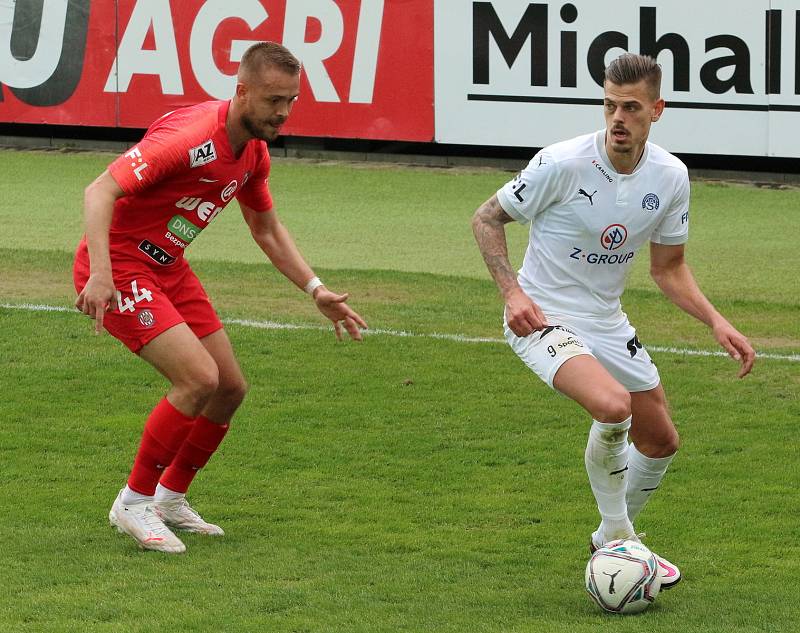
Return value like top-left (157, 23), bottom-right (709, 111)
top-left (472, 195), bottom-right (519, 296)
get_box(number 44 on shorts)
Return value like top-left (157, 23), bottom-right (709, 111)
top-left (115, 280), bottom-right (153, 313)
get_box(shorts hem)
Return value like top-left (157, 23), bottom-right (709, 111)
top-left (131, 320), bottom-right (185, 354)
top-left (626, 378), bottom-right (662, 393)
top-left (195, 322), bottom-right (224, 341)
top-left (544, 350), bottom-right (593, 388)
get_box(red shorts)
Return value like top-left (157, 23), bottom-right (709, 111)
top-left (73, 245), bottom-right (223, 353)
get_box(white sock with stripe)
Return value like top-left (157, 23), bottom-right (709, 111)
top-left (626, 443), bottom-right (676, 522)
top-left (585, 417), bottom-right (635, 543)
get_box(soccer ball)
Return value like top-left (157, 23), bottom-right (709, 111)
top-left (585, 539), bottom-right (661, 614)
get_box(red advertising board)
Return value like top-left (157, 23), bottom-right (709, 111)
top-left (0, 0), bottom-right (433, 141)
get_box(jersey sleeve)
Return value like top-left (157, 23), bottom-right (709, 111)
top-left (107, 123), bottom-right (189, 195)
top-left (496, 150), bottom-right (565, 224)
top-left (236, 144), bottom-right (273, 212)
top-left (650, 170), bottom-right (690, 245)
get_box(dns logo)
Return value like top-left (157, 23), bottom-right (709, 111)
top-left (642, 193), bottom-right (660, 211)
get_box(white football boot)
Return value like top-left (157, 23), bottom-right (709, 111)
top-left (109, 490), bottom-right (186, 553)
top-left (590, 529), bottom-right (681, 589)
top-left (153, 496), bottom-right (225, 536)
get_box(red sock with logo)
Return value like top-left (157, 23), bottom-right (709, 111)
top-left (127, 397), bottom-right (196, 496)
top-left (159, 416), bottom-right (230, 494)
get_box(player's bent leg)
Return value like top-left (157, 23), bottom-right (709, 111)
top-left (628, 386), bottom-right (679, 522)
top-left (154, 329), bottom-right (244, 536)
top-left (552, 356), bottom-right (637, 543)
top-left (629, 384), bottom-right (679, 458)
top-left (110, 324), bottom-right (222, 551)
top-left (553, 355), bottom-right (631, 423)
top-left (197, 328), bottom-right (249, 423)
top-left (139, 323), bottom-right (221, 417)
top-left (623, 385), bottom-right (682, 589)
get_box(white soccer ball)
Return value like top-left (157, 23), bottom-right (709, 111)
top-left (585, 539), bottom-right (661, 614)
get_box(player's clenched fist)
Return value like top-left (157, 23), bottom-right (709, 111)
top-left (504, 287), bottom-right (549, 337)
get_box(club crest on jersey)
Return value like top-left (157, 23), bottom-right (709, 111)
top-left (138, 310), bottom-right (155, 328)
top-left (642, 193), bottom-right (660, 211)
top-left (189, 140), bottom-right (217, 168)
top-left (600, 224), bottom-right (628, 250)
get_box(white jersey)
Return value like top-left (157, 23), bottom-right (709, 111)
top-left (497, 130), bottom-right (689, 320)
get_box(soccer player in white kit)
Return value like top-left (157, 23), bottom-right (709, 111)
top-left (472, 53), bottom-right (755, 589)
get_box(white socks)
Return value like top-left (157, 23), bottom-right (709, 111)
top-left (120, 484), bottom-right (185, 505)
top-left (154, 483), bottom-right (185, 502)
top-left (625, 443), bottom-right (676, 522)
top-left (585, 417), bottom-right (635, 541)
top-left (120, 485), bottom-right (152, 505)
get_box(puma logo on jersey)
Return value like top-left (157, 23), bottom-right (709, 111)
top-left (189, 140), bottom-right (217, 167)
top-left (578, 188), bottom-right (597, 205)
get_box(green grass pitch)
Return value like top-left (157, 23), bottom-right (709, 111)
top-left (0, 148), bottom-right (798, 632)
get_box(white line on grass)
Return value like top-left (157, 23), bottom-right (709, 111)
top-left (3, 302), bottom-right (799, 362)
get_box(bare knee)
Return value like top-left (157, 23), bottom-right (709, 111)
top-left (217, 377), bottom-right (249, 411)
top-left (639, 429), bottom-right (680, 457)
top-left (174, 364), bottom-right (220, 411)
top-left (591, 389), bottom-right (632, 423)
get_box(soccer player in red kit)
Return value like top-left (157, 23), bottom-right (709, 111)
top-left (74, 42), bottom-right (367, 553)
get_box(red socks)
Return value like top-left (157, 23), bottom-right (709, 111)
top-left (159, 415), bottom-right (230, 494)
top-left (127, 397), bottom-right (195, 496)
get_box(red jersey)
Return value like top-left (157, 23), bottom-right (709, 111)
top-left (102, 100), bottom-right (273, 269)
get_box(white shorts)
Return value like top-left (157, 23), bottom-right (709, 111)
top-left (503, 312), bottom-right (660, 392)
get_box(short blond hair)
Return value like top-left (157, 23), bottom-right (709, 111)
top-left (239, 41), bottom-right (301, 79)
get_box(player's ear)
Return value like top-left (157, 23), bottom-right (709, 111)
top-left (651, 98), bottom-right (665, 122)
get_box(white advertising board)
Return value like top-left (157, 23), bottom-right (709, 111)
top-left (434, 0), bottom-right (800, 157)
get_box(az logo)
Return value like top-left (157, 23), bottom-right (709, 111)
top-left (189, 140), bottom-right (217, 168)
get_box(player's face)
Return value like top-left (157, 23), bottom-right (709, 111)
top-left (239, 66), bottom-right (301, 142)
top-left (603, 80), bottom-right (665, 156)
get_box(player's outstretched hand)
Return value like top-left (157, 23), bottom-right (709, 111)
top-left (505, 287), bottom-right (549, 337)
top-left (75, 273), bottom-right (116, 335)
top-left (713, 321), bottom-right (756, 378)
top-left (313, 287), bottom-right (368, 341)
